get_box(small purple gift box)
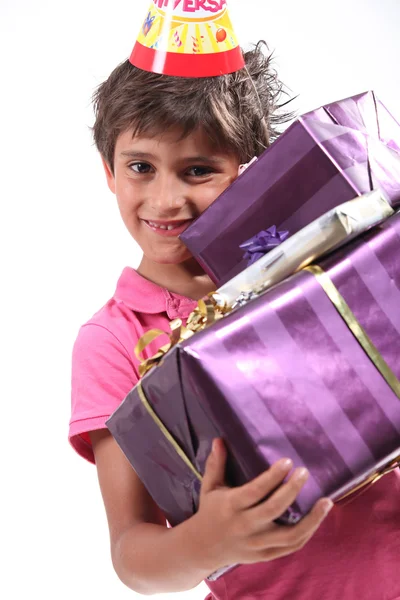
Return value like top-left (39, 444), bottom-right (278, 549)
top-left (107, 212), bottom-right (400, 529)
top-left (180, 90), bottom-right (400, 285)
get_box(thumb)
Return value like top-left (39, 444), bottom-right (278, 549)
top-left (201, 439), bottom-right (227, 495)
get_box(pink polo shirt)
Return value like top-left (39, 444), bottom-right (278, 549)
top-left (69, 267), bottom-right (198, 461)
top-left (70, 267), bottom-right (400, 600)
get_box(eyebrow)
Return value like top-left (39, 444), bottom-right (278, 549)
top-left (183, 155), bottom-right (225, 165)
top-left (120, 151), bottom-right (156, 160)
top-left (119, 151), bottom-right (225, 164)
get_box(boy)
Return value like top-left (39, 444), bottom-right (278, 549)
top-left (70, 39), bottom-right (400, 600)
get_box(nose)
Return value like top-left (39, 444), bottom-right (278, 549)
top-left (149, 172), bottom-right (187, 214)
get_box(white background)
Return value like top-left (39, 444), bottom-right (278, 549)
top-left (1, 1), bottom-right (399, 598)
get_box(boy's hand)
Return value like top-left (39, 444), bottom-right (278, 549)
top-left (196, 438), bottom-right (333, 570)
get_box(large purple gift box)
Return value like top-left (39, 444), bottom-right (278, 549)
top-left (180, 91), bottom-right (400, 285)
top-left (107, 212), bottom-right (400, 528)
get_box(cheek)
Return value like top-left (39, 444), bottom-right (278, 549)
top-left (197, 174), bottom-right (238, 212)
top-left (115, 180), bottom-right (139, 215)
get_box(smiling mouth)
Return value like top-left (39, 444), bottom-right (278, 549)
top-left (145, 220), bottom-right (190, 231)
top-left (142, 218), bottom-right (194, 236)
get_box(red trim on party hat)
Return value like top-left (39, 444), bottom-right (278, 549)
top-left (130, 42), bottom-right (244, 77)
top-left (129, 1), bottom-right (244, 78)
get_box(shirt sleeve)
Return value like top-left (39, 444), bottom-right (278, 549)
top-left (69, 323), bottom-right (139, 463)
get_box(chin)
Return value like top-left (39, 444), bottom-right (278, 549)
top-left (153, 252), bottom-right (192, 265)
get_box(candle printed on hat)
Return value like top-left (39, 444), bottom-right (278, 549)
top-left (142, 11), bottom-right (156, 36)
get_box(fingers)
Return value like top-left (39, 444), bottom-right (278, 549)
top-left (232, 458), bottom-right (294, 511)
top-left (200, 439), bottom-right (228, 495)
top-left (247, 466), bottom-right (310, 525)
top-left (249, 498), bottom-right (334, 556)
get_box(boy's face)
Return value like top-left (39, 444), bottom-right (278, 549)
top-left (103, 127), bottom-right (240, 265)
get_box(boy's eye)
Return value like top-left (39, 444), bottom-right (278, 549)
top-left (186, 166), bottom-right (214, 177)
top-left (130, 162), bottom-right (152, 174)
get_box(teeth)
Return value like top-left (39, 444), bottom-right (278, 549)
top-left (147, 221), bottom-right (179, 231)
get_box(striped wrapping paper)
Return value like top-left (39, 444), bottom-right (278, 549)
top-left (180, 91), bottom-right (400, 286)
top-left (107, 211), bottom-right (400, 528)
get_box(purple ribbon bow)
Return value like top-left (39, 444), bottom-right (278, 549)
top-left (240, 226), bottom-right (289, 265)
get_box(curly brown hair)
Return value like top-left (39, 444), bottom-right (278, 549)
top-left (92, 41), bottom-right (293, 173)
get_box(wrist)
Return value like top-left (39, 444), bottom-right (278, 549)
top-left (182, 510), bottom-right (228, 575)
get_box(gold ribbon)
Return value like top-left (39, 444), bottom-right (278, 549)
top-left (135, 265), bottom-right (400, 504)
top-left (134, 319), bottom-right (187, 377)
top-left (305, 265), bottom-right (400, 399)
top-left (335, 456), bottom-right (400, 504)
top-left (134, 296), bottom-right (226, 377)
top-left (133, 296), bottom-right (225, 482)
top-left (137, 381), bottom-right (203, 481)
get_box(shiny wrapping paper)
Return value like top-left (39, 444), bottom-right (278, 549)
top-left (217, 190), bottom-right (394, 308)
top-left (106, 212), bottom-right (400, 531)
top-left (180, 91), bottom-right (400, 285)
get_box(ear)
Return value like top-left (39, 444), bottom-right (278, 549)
top-left (101, 156), bottom-right (116, 194)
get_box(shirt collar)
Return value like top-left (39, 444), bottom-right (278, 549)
top-left (114, 267), bottom-right (198, 320)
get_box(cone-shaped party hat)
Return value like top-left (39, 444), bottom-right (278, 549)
top-left (130, 0), bottom-right (245, 77)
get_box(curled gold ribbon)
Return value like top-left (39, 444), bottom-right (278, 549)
top-left (135, 295), bottom-right (226, 377)
top-left (135, 319), bottom-right (187, 377)
top-left (305, 265), bottom-right (400, 399)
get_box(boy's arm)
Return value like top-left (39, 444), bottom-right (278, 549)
top-left (90, 430), bottom-right (217, 595)
top-left (91, 431), bottom-right (333, 596)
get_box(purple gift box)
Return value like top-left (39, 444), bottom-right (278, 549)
top-left (180, 91), bottom-right (400, 285)
top-left (107, 212), bottom-right (400, 528)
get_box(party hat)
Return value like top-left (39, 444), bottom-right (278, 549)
top-left (130, 0), bottom-right (245, 77)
